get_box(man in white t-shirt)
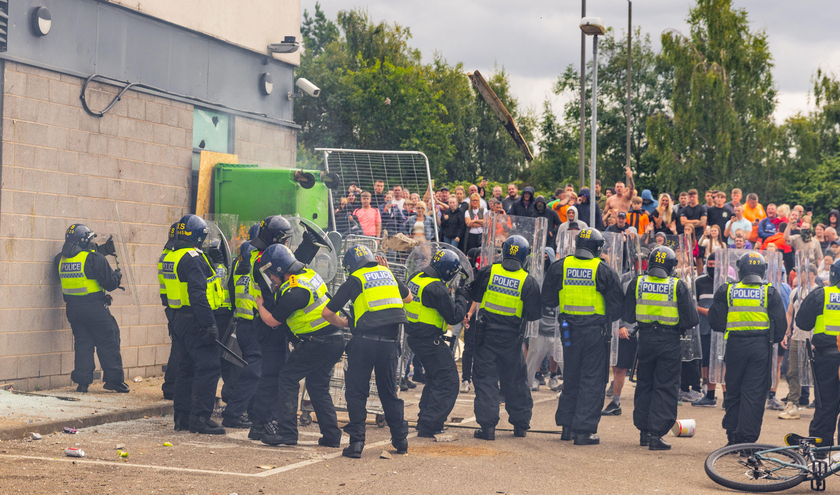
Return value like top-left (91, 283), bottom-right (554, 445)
top-left (392, 185), bottom-right (406, 210)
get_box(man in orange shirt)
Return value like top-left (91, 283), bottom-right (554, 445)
top-left (742, 193), bottom-right (766, 245)
top-left (550, 191), bottom-right (577, 223)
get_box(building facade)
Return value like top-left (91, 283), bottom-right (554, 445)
top-left (0, 0), bottom-right (301, 389)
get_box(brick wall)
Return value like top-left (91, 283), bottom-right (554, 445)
top-left (235, 117), bottom-right (296, 168)
top-left (0, 61), bottom-right (298, 391)
top-left (0, 62), bottom-right (193, 390)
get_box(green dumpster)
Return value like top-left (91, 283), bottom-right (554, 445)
top-left (214, 164), bottom-right (330, 231)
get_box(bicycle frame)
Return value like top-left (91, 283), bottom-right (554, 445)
top-left (754, 444), bottom-right (840, 491)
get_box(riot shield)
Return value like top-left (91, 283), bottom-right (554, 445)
top-left (625, 232), bottom-right (644, 275)
top-left (611, 271), bottom-right (636, 367)
top-left (479, 212), bottom-right (548, 338)
top-left (672, 235), bottom-right (703, 362)
top-left (794, 250), bottom-right (815, 387)
top-left (555, 229), bottom-right (577, 258)
top-left (709, 248), bottom-right (783, 385)
top-left (288, 216), bottom-right (338, 283)
top-left (203, 213), bottom-right (239, 270)
top-left (597, 232), bottom-right (625, 368)
top-left (98, 203), bottom-right (140, 311)
top-left (404, 242), bottom-right (475, 358)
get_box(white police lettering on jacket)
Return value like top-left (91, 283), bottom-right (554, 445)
top-left (732, 288), bottom-right (761, 300)
top-left (830, 292), bottom-right (840, 304)
top-left (641, 282), bottom-right (671, 295)
top-left (565, 268), bottom-right (593, 280)
top-left (491, 275), bottom-right (520, 290)
top-left (61, 262), bottom-right (83, 272)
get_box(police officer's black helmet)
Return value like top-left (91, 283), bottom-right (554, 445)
top-left (239, 240), bottom-right (254, 260)
top-left (164, 222), bottom-right (178, 250)
top-left (830, 258), bottom-right (840, 287)
top-left (502, 235), bottom-right (531, 266)
top-left (65, 224), bottom-right (96, 248)
top-left (427, 249), bottom-right (462, 283)
top-left (647, 246), bottom-right (678, 278)
top-left (344, 244), bottom-right (376, 275)
top-left (736, 252), bottom-right (767, 285)
top-left (251, 215), bottom-right (292, 251)
top-left (175, 214), bottom-right (210, 250)
top-left (247, 223), bottom-right (260, 241)
top-left (261, 243), bottom-right (304, 278)
top-left (574, 228), bottom-right (605, 259)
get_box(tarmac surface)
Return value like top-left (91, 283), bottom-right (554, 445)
top-left (0, 374), bottom-right (825, 494)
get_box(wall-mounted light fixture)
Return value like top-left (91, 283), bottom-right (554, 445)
top-left (31, 6), bottom-right (52, 37)
top-left (268, 36), bottom-right (300, 54)
top-left (259, 73), bottom-right (273, 96)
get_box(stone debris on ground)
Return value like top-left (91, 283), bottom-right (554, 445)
top-left (435, 434), bottom-right (457, 442)
top-left (28, 432), bottom-right (41, 440)
top-left (380, 451), bottom-right (392, 459)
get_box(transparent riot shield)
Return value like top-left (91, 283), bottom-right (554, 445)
top-left (625, 232), bottom-right (644, 276)
top-left (555, 229), bottom-right (577, 258)
top-left (794, 250), bottom-right (815, 387)
top-left (480, 212), bottom-right (548, 338)
top-left (596, 232), bottom-right (625, 367)
top-left (204, 213), bottom-right (239, 270)
top-left (672, 235), bottom-right (703, 362)
top-left (97, 203), bottom-right (140, 311)
top-left (404, 242), bottom-right (475, 357)
top-left (288, 216), bottom-right (338, 283)
top-left (611, 271), bottom-right (637, 367)
top-left (553, 319), bottom-right (564, 370)
top-left (709, 248), bottom-right (783, 385)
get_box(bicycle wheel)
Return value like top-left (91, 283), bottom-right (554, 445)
top-left (705, 443), bottom-right (809, 492)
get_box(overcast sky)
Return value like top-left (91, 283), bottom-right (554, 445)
top-left (302, 0), bottom-right (840, 124)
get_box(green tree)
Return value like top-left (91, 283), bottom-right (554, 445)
top-left (552, 28), bottom-right (672, 191)
top-left (428, 55), bottom-right (476, 181)
top-left (645, 0), bottom-right (776, 195)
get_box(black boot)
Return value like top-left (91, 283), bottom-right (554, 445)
top-left (392, 437), bottom-right (408, 454)
top-left (573, 432), bottom-right (600, 445)
top-left (560, 428), bottom-right (574, 441)
top-left (188, 415), bottom-right (226, 435)
top-left (640, 431), bottom-right (651, 447)
top-left (173, 412), bottom-right (189, 431)
top-left (513, 426), bottom-right (528, 438)
top-left (222, 414), bottom-right (253, 429)
top-left (474, 426), bottom-right (495, 441)
top-left (649, 436), bottom-right (671, 451)
top-left (248, 422), bottom-right (265, 441)
top-left (416, 424), bottom-right (437, 438)
top-left (76, 384), bottom-right (89, 393)
top-left (103, 381), bottom-right (130, 393)
top-left (342, 441), bottom-right (364, 459)
top-left (318, 436), bottom-right (342, 448)
top-left (261, 420), bottom-right (297, 446)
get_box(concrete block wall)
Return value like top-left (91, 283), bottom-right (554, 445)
top-left (0, 62), bottom-right (298, 391)
top-left (235, 117), bottom-right (297, 168)
top-left (0, 62), bottom-right (193, 391)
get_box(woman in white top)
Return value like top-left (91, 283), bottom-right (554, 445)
top-left (464, 193), bottom-right (485, 252)
top-left (699, 224), bottom-right (726, 262)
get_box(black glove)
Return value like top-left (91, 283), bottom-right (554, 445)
top-left (104, 294), bottom-right (113, 306)
top-left (302, 231), bottom-right (319, 246)
top-left (456, 287), bottom-right (472, 304)
top-left (208, 247), bottom-right (225, 265)
top-left (199, 324), bottom-right (219, 345)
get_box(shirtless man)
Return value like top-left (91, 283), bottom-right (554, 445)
top-left (604, 167), bottom-right (636, 221)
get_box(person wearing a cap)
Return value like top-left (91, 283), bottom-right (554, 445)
top-left (831, 240), bottom-right (840, 259)
top-left (606, 212), bottom-right (629, 234)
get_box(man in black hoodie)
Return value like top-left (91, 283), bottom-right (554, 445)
top-left (508, 186), bottom-right (536, 217)
top-left (532, 196), bottom-right (561, 247)
top-left (577, 188), bottom-right (604, 231)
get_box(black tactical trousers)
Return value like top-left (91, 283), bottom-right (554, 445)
top-left (473, 330), bottom-right (533, 430)
top-left (633, 330), bottom-right (681, 437)
top-left (252, 317), bottom-right (287, 425)
top-left (66, 301), bottom-right (124, 385)
top-left (171, 313), bottom-right (221, 420)
top-left (809, 346), bottom-right (840, 446)
top-left (407, 333), bottom-right (460, 432)
top-left (221, 319), bottom-right (262, 420)
top-left (722, 336), bottom-right (770, 443)
top-left (555, 325), bottom-right (608, 434)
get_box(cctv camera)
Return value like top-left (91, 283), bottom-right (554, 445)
top-left (267, 36), bottom-right (300, 54)
top-left (295, 78), bottom-right (320, 97)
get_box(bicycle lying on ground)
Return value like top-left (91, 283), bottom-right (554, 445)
top-left (705, 433), bottom-right (840, 492)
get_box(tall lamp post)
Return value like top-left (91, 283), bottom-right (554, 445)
top-left (580, 17), bottom-right (606, 228)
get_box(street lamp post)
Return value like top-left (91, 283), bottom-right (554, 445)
top-left (580, 17), bottom-right (606, 228)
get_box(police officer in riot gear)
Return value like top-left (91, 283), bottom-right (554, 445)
top-left (56, 224), bottom-right (128, 394)
top-left (794, 258), bottom-right (840, 451)
top-left (623, 247), bottom-right (699, 450)
top-left (470, 235), bottom-right (541, 440)
top-left (220, 228), bottom-right (263, 429)
top-left (161, 214), bottom-right (225, 434)
top-left (255, 244), bottom-right (345, 447)
top-left (405, 249), bottom-right (472, 438)
top-left (322, 245), bottom-right (412, 459)
top-left (709, 252), bottom-right (786, 445)
top-left (247, 216), bottom-right (294, 440)
top-left (542, 228), bottom-right (623, 445)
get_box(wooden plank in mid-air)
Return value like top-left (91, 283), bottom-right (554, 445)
top-left (468, 70), bottom-right (534, 162)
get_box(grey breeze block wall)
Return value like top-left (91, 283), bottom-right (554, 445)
top-left (0, 61), bottom-right (296, 391)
